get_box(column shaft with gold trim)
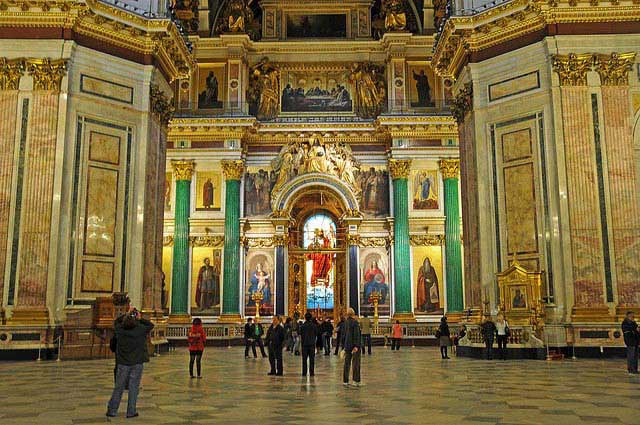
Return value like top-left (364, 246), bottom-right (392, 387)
top-left (170, 160), bottom-right (194, 320)
top-left (440, 159), bottom-right (464, 314)
top-left (220, 160), bottom-right (244, 321)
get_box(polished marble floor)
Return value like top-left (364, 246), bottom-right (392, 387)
top-left (0, 346), bottom-right (638, 425)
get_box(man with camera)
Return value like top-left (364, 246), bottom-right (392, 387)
top-left (107, 307), bottom-right (154, 418)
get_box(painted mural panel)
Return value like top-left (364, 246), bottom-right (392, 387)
top-left (197, 64), bottom-right (225, 109)
top-left (412, 170), bottom-right (439, 210)
top-left (354, 166), bottom-right (389, 217)
top-left (245, 249), bottom-right (275, 317)
top-left (244, 167), bottom-right (275, 216)
top-left (280, 68), bottom-right (353, 113)
top-left (164, 172), bottom-right (172, 212)
top-left (191, 247), bottom-right (222, 315)
top-left (412, 246), bottom-right (444, 315)
top-left (195, 171), bottom-right (222, 211)
top-left (407, 64), bottom-right (435, 107)
top-left (286, 14), bottom-right (347, 38)
top-left (359, 247), bottom-right (390, 317)
top-left (84, 166), bottom-right (118, 256)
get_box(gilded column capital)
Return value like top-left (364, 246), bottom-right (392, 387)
top-left (439, 159), bottom-right (460, 180)
top-left (26, 58), bottom-right (67, 91)
top-left (388, 158), bottom-right (411, 180)
top-left (451, 82), bottom-right (473, 124)
top-left (0, 58), bottom-right (25, 90)
top-left (171, 160), bottom-right (195, 181)
top-left (150, 84), bottom-right (175, 126)
top-left (594, 52), bottom-right (636, 86)
top-left (551, 53), bottom-right (593, 86)
top-left (221, 160), bottom-right (245, 181)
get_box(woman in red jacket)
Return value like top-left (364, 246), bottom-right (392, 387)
top-left (188, 318), bottom-right (206, 378)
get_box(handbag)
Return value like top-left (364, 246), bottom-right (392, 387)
top-left (339, 349), bottom-right (346, 360)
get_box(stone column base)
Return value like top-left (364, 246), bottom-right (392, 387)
top-left (445, 311), bottom-right (465, 323)
top-left (7, 308), bottom-right (49, 325)
top-left (168, 313), bottom-right (192, 324)
top-left (392, 312), bottom-right (416, 323)
top-left (218, 313), bottom-right (243, 323)
top-left (571, 306), bottom-right (613, 323)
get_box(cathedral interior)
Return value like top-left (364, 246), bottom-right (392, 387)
top-left (0, 0), bottom-right (639, 366)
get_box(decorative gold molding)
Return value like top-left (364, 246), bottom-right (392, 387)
top-left (189, 235), bottom-right (224, 247)
top-left (388, 158), bottom-right (411, 180)
top-left (346, 234), bottom-right (360, 246)
top-left (273, 234), bottom-right (289, 246)
top-left (0, 58), bottom-right (24, 90)
top-left (221, 159), bottom-right (245, 181)
top-left (358, 236), bottom-right (392, 248)
top-left (240, 236), bottom-right (283, 248)
top-left (150, 84), bottom-right (174, 127)
top-left (552, 53), bottom-right (593, 86)
top-left (594, 52), bottom-right (636, 86)
top-left (26, 58), bottom-right (67, 91)
top-left (163, 235), bottom-right (174, 246)
top-left (171, 160), bottom-right (195, 181)
top-left (410, 234), bottom-right (445, 246)
top-left (439, 159), bottom-right (460, 180)
top-left (451, 83), bottom-right (473, 124)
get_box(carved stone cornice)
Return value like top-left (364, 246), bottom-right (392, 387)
top-left (163, 235), bottom-right (174, 246)
top-left (221, 160), bottom-right (245, 181)
top-left (26, 58), bottom-right (67, 91)
top-left (240, 236), bottom-right (280, 248)
top-left (346, 234), bottom-right (360, 246)
top-left (358, 236), bottom-right (392, 248)
top-left (451, 83), bottom-right (473, 124)
top-left (150, 84), bottom-right (174, 127)
top-left (189, 235), bottom-right (224, 247)
top-left (273, 234), bottom-right (289, 246)
top-left (0, 58), bottom-right (25, 90)
top-left (171, 160), bottom-right (195, 181)
top-left (439, 159), bottom-right (460, 180)
top-left (410, 234), bottom-right (445, 246)
top-left (388, 159), bottom-right (411, 180)
top-left (594, 52), bottom-right (636, 86)
top-left (552, 53), bottom-right (594, 86)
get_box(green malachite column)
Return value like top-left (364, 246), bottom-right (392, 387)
top-left (220, 160), bottom-right (244, 322)
top-left (440, 159), bottom-right (464, 313)
top-left (170, 160), bottom-right (195, 319)
top-left (389, 159), bottom-right (414, 321)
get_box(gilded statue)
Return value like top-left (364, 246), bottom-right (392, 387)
top-left (270, 137), bottom-right (362, 207)
top-left (248, 57), bottom-right (280, 120)
top-left (350, 63), bottom-right (387, 119)
top-left (214, 0), bottom-right (260, 39)
top-left (382, 0), bottom-right (407, 32)
top-left (170, 0), bottom-right (199, 33)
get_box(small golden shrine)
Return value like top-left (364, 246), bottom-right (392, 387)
top-left (496, 259), bottom-right (545, 332)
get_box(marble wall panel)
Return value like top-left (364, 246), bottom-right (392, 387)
top-left (16, 92), bottom-right (59, 308)
top-left (601, 86), bottom-right (640, 306)
top-left (488, 71), bottom-right (540, 102)
top-left (81, 260), bottom-right (114, 292)
top-left (88, 131), bottom-right (120, 165)
top-left (0, 91), bottom-right (18, 298)
top-left (560, 87), bottom-right (605, 307)
top-left (83, 166), bottom-right (118, 257)
top-left (503, 163), bottom-right (538, 255)
top-left (502, 129), bottom-right (532, 163)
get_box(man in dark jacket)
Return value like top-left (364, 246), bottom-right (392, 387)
top-left (321, 318), bottom-right (334, 355)
top-left (622, 311), bottom-right (639, 374)
top-left (334, 316), bottom-right (344, 355)
top-left (342, 308), bottom-right (362, 386)
top-left (481, 316), bottom-right (497, 360)
top-left (254, 321), bottom-right (268, 358)
top-left (107, 307), bottom-right (154, 418)
top-left (244, 317), bottom-right (257, 358)
top-left (265, 315), bottom-right (285, 376)
top-left (300, 312), bottom-right (318, 376)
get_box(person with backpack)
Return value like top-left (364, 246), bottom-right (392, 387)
top-left (188, 318), bottom-right (206, 378)
top-left (495, 314), bottom-right (510, 360)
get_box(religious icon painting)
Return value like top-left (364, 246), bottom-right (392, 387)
top-left (354, 166), bottom-right (390, 217)
top-left (195, 171), bottom-right (222, 211)
top-left (359, 248), bottom-right (390, 317)
top-left (244, 167), bottom-right (275, 217)
top-left (412, 245), bottom-right (444, 315)
top-left (407, 64), bottom-right (435, 108)
top-left (510, 285), bottom-right (528, 310)
top-left (245, 249), bottom-right (275, 317)
top-left (196, 64), bottom-right (225, 110)
top-left (280, 66), bottom-right (354, 114)
top-left (412, 170), bottom-right (439, 210)
top-left (191, 248), bottom-right (222, 316)
top-left (164, 172), bottom-right (172, 212)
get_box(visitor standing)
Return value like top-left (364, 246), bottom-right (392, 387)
top-left (255, 321), bottom-right (268, 358)
top-left (481, 316), bottom-right (497, 360)
top-left (342, 308), bottom-right (362, 386)
top-left (244, 317), bottom-right (257, 358)
top-left (360, 314), bottom-right (372, 355)
top-left (334, 316), bottom-right (344, 355)
top-left (322, 318), bottom-right (334, 355)
top-left (300, 312), bottom-right (318, 376)
top-left (106, 307), bottom-right (154, 419)
top-left (437, 316), bottom-right (451, 359)
top-left (292, 319), bottom-right (301, 355)
top-left (284, 317), bottom-right (293, 352)
top-left (265, 315), bottom-right (285, 376)
top-left (391, 320), bottom-right (402, 351)
top-left (314, 317), bottom-right (324, 355)
top-left (622, 311), bottom-right (639, 374)
top-left (188, 318), bottom-right (206, 378)
top-left (452, 324), bottom-right (467, 355)
top-left (495, 314), bottom-right (510, 360)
